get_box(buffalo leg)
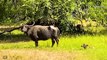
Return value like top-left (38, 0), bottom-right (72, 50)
top-left (51, 39), bottom-right (55, 47)
top-left (55, 38), bottom-right (59, 46)
top-left (35, 41), bottom-right (38, 47)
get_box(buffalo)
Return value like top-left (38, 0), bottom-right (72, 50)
top-left (21, 25), bottom-right (60, 47)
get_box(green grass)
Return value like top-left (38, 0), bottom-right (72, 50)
top-left (0, 30), bottom-right (107, 60)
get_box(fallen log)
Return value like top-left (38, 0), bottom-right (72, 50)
top-left (0, 26), bottom-right (22, 35)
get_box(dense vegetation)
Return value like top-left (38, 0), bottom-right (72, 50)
top-left (0, 0), bottom-right (107, 34)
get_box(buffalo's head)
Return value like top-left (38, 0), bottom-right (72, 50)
top-left (21, 25), bottom-right (33, 32)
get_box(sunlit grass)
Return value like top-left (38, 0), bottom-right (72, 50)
top-left (0, 30), bottom-right (107, 60)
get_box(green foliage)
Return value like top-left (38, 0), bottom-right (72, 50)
top-left (0, 0), bottom-right (107, 34)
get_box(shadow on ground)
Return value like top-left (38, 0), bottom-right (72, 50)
top-left (0, 34), bottom-right (30, 43)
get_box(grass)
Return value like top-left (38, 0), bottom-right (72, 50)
top-left (0, 30), bottom-right (107, 60)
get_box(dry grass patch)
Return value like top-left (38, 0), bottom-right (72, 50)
top-left (0, 49), bottom-right (88, 60)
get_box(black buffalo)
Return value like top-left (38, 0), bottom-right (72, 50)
top-left (21, 25), bottom-right (60, 47)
